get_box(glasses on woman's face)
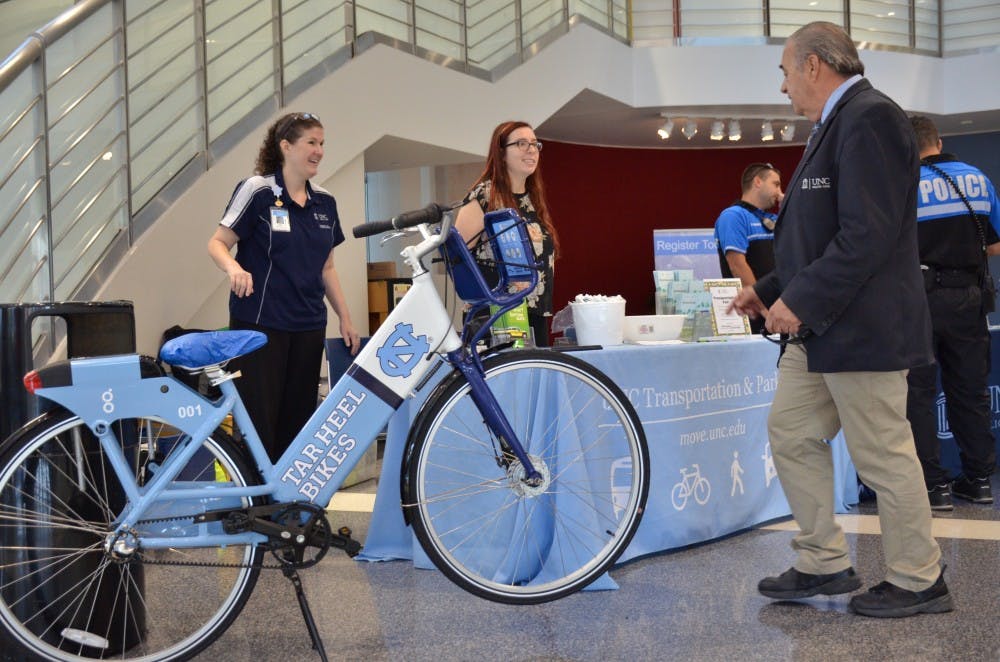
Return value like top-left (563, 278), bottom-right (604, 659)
top-left (505, 139), bottom-right (543, 153)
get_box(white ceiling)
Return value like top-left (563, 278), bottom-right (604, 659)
top-left (535, 89), bottom-right (1000, 150)
top-left (363, 89), bottom-right (1000, 172)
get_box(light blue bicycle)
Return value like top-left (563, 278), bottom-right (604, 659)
top-left (0, 203), bottom-right (649, 661)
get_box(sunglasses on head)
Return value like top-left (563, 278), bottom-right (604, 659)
top-left (276, 113), bottom-right (321, 142)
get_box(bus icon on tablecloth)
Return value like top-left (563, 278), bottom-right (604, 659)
top-left (610, 457), bottom-right (633, 520)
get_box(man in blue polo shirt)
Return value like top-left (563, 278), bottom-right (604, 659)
top-left (714, 163), bottom-right (783, 331)
top-left (906, 115), bottom-right (1000, 510)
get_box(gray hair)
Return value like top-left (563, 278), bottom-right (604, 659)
top-left (789, 21), bottom-right (864, 76)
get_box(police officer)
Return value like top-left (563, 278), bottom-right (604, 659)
top-left (906, 115), bottom-right (1000, 510)
top-left (713, 163), bottom-right (783, 332)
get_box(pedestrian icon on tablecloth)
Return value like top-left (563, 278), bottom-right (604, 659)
top-left (730, 450), bottom-right (745, 496)
top-left (761, 442), bottom-right (777, 487)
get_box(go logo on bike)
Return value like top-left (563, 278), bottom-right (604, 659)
top-left (670, 463), bottom-right (711, 510)
top-left (101, 388), bottom-right (114, 414)
top-left (376, 323), bottom-right (430, 379)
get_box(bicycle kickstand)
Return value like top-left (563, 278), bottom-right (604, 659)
top-left (282, 566), bottom-right (328, 662)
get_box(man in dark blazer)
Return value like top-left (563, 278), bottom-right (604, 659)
top-left (730, 21), bottom-right (950, 618)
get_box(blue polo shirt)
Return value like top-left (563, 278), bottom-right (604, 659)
top-left (713, 203), bottom-right (776, 279)
top-left (220, 171), bottom-right (345, 331)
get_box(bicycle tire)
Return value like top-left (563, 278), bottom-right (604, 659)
top-left (694, 477), bottom-right (711, 505)
top-left (0, 408), bottom-right (263, 661)
top-left (405, 349), bottom-right (649, 604)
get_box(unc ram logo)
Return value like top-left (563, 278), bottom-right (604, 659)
top-left (376, 323), bottom-right (430, 379)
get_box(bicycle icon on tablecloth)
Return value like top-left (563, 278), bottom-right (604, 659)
top-left (671, 463), bottom-right (711, 510)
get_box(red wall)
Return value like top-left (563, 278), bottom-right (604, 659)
top-left (540, 141), bottom-right (805, 316)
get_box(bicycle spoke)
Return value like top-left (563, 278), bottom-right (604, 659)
top-left (5, 456), bottom-right (114, 532)
top-left (410, 352), bottom-right (648, 603)
top-left (0, 412), bottom-right (263, 660)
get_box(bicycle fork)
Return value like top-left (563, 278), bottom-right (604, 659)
top-left (446, 349), bottom-right (542, 486)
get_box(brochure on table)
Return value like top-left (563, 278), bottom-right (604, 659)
top-left (703, 278), bottom-right (752, 336)
top-left (652, 230), bottom-right (750, 340)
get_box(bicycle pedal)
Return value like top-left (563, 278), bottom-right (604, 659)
top-left (331, 528), bottom-right (362, 557)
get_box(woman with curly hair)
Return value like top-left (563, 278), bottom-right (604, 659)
top-left (207, 112), bottom-right (359, 461)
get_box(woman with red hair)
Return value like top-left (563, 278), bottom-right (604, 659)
top-left (455, 120), bottom-right (559, 345)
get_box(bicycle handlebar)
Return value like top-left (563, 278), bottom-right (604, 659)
top-left (352, 202), bottom-right (453, 238)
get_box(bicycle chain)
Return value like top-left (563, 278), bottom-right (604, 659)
top-left (130, 513), bottom-right (298, 570)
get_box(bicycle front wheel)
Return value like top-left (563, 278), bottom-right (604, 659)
top-left (0, 408), bottom-right (263, 661)
top-left (407, 350), bottom-right (649, 604)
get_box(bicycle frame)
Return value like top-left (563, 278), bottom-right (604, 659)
top-left (27, 210), bottom-right (540, 550)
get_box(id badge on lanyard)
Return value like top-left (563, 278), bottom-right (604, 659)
top-left (270, 206), bottom-right (290, 232)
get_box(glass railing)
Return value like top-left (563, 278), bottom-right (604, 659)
top-left (0, 0), bottom-right (996, 309)
top-left (633, 0), bottom-right (998, 56)
top-left (0, 0), bottom-right (630, 307)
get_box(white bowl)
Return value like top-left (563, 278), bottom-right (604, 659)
top-left (623, 314), bottom-right (685, 343)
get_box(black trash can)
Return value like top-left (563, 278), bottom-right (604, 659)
top-left (0, 301), bottom-right (143, 655)
top-left (0, 301), bottom-right (137, 440)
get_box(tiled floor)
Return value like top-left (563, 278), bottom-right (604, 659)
top-left (195, 472), bottom-right (1000, 661)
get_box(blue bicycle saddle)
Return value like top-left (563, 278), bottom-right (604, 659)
top-left (159, 330), bottom-right (267, 369)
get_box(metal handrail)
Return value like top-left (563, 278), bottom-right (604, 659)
top-left (51, 165), bottom-right (125, 247)
top-left (6, 242), bottom-right (47, 303)
top-left (51, 134), bottom-right (123, 214)
top-left (204, 2), bottom-right (261, 41)
top-left (0, 175), bottom-right (43, 241)
top-left (0, 134), bottom-right (43, 194)
top-left (129, 57), bottom-right (199, 126)
top-left (130, 109), bottom-right (202, 194)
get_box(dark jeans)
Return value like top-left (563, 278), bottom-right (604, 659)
top-left (228, 318), bottom-right (325, 463)
top-left (906, 285), bottom-right (997, 486)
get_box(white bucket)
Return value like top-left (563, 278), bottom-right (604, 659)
top-left (571, 299), bottom-right (626, 346)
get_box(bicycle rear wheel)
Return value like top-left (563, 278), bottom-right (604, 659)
top-left (406, 350), bottom-right (649, 604)
top-left (0, 408), bottom-right (263, 661)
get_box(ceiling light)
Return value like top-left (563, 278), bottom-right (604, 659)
top-left (682, 120), bottom-right (698, 140)
top-left (728, 120), bottom-right (741, 141)
top-left (780, 123), bottom-right (796, 142)
top-left (761, 120), bottom-right (774, 142)
top-left (657, 118), bottom-right (674, 140)
top-left (710, 120), bottom-right (725, 141)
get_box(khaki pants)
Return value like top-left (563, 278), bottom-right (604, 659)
top-left (768, 344), bottom-right (941, 591)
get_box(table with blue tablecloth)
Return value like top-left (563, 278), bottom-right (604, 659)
top-left (357, 338), bottom-right (858, 571)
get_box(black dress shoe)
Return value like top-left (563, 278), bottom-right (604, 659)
top-left (849, 569), bottom-right (953, 618)
top-left (758, 567), bottom-right (862, 599)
